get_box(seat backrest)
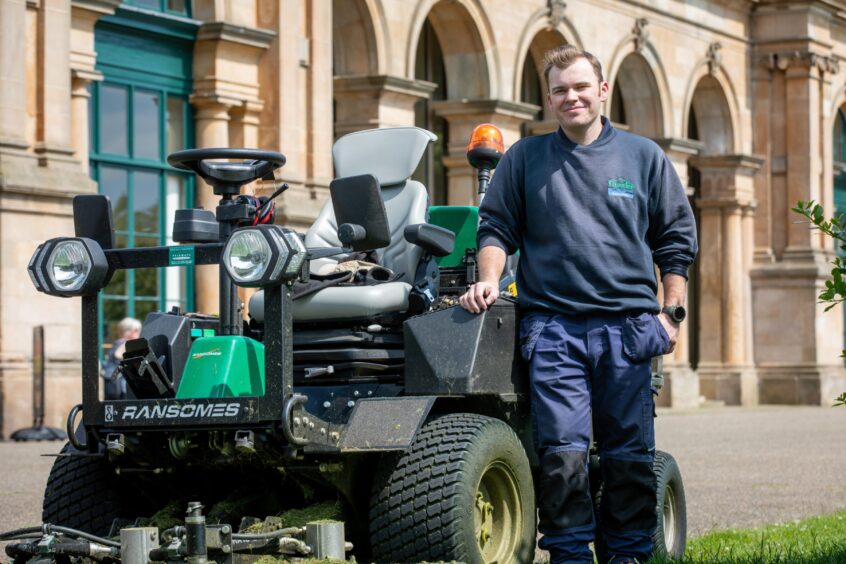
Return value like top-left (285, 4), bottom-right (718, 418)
top-left (305, 127), bottom-right (436, 284)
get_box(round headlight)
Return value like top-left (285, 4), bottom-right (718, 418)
top-left (224, 230), bottom-right (272, 283)
top-left (47, 240), bottom-right (92, 292)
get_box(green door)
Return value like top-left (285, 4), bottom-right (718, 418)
top-left (833, 108), bottom-right (846, 357)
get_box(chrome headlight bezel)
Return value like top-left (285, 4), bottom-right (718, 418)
top-left (28, 237), bottom-right (109, 297)
top-left (222, 225), bottom-right (305, 287)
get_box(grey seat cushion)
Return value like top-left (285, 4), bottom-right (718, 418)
top-left (248, 282), bottom-right (411, 323)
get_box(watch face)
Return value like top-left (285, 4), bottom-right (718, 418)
top-left (672, 306), bottom-right (686, 322)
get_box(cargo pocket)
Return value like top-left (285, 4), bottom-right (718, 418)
top-left (519, 314), bottom-right (551, 362)
top-left (641, 387), bottom-right (656, 451)
top-left (622, 313), bottom-right (669, 363)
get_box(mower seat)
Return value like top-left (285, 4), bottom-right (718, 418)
top-left (249, 127), bottom-right (436, 323)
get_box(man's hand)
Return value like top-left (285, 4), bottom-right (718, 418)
top-left (657, 313), bottom-right (679, 354)
top-left (459, 281), bottom-right (500, 313)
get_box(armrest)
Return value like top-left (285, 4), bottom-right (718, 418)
top-left (404, 223), bottom-right (455, 257)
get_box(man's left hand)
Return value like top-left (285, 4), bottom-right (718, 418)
top-left (657, 313), bottom-right (679, 354)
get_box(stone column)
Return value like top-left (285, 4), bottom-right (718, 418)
top-left (333, 75), bottom-right (437, 137)
top-left (0, 0), bottom-right (28, 150)
top-left (654, 137), bottom-right (703, 408)
top-left (690, 154), bottom-right (762, 405)
top-left (191, 99), bottom-right (232, 316)
top-left (69, 0), bottom-right (119, 172)
top-left (35, 0), bottom-right (75, 161)
top-left (431, 99), bottom-right (540, 205)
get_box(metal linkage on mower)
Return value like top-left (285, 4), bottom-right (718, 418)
top-left (2, 502), bottom-right (350, 563)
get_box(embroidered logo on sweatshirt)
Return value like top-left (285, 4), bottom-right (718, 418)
top-left (607, 177), bottom-right (636, 199)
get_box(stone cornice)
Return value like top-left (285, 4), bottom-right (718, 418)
top-left (431, 99), bottom-right (541, 121)
top-left (332, 75), bottom-right (437, 99)
top-left (653, 137), bottom-right (705, 156)
top-left (71, 0), bottom-right (121, 15)
top-left (196, 22), bottom-right (275, 50)
top-left (689, 153), bottom-right (766, 172)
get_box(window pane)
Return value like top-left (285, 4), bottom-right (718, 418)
top-left (103, 268), bottom-right (127, 297)
top-left (135, 299), bottom-right (158, 323)
top-left (167, 0), bottom-right (185, 13)
top-left (99, 84), bottom-right (128, 156)
top-left (135, 268), bottom-right (159, 298)
top-left (166, 96), bottom-right (185, 156)
top-left (131, 0), bottom-right (159, 10)
top-left (134, 171), bottom-right (160, 235)
top-left (102, 299), bottom-right (127, 340)
top-left (99, 167), bottom-right (129, 232)
top-left (134, 90), bottom-right (161, 160)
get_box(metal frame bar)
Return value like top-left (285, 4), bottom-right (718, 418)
top-left (81, 244), bottom-right (292, 435)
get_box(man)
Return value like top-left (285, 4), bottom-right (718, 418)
top-left (103, 316), bottom-right (142, 400)
top-left (459, 45), bottom-right (697, 563)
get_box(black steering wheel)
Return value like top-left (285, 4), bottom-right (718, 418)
top-left (168, 148), bottom-right (286, 196)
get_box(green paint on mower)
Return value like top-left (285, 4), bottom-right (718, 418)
top-left (176, 336), bottom-right (265, 399)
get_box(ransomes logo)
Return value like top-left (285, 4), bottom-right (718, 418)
top-left (608, 177), bottom-right (636, 199)
top-left (120, 402), bottom-right (241, 420)
top-left (192, 348), bottom-right (222, 360)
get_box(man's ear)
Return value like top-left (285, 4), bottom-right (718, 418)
top-left (598, 80), bottom-right (610, 102)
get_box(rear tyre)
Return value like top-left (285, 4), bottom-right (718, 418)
top-left (591, 450), bottom-right (687, 560)
top-left (652, 450), bottom-right (687, 558)
top-left (42, 443), bottom-right (144, 536)
top-left (369, 413), bottom-right (535, 564)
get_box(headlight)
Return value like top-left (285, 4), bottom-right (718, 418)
top-left (222, 225), bottom-right (305, 287)
top-left (224, 230), bottom-right (272, 283)
top-left (28, 237), bottom-right (109, 297)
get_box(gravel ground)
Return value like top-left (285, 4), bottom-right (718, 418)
top-left (0, 406), bottom-right (845, 547)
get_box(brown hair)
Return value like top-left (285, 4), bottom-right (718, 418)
top-left (542, 45), bottom-right (604, 88)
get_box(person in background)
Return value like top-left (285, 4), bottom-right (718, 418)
top-left (103, 317), bottom-right (141, 400)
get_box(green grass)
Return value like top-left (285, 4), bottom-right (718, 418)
top-left (653, 510), bottom-right (846, 563)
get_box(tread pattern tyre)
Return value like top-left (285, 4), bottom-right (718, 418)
top-left (652, 450), bottom-right (687, 558)
top-left (42, 443), bottom-right (132, 536)
top-left (592, 450), bottom-right (687, 561)
top-left (369, 413), bottom-right (535, 564)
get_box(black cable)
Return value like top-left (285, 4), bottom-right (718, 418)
top-left (1, 524), bottom-right (120, 548)
top-left (0, 526), bottom-right (43, 540)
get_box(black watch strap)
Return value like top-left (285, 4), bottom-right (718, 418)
top-left (662, 305), bottom-right (686, 323)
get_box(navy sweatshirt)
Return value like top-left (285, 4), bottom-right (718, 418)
top-left (477, 119), bottom-right (698, 315)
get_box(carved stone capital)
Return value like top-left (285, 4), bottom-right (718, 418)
top-left (763, 51), bottom-right (840, 75)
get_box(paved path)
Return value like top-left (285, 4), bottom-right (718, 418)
top-left (1, 406), bottom-right (845, 541)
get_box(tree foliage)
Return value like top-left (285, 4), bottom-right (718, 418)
top-left (792, 200), bottom-right (846, 406)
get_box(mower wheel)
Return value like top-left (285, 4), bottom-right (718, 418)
top-left (369, 413), bottom-right (535, 564)
top-left (42, 443), bottom-right (139, 536)
top-left (652, 450), bottom-right (687, 558)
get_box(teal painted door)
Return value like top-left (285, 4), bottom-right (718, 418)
top-left (90, 7), bottom-right (197, 350)
top-left (833, 108), bottom-right (846, 355)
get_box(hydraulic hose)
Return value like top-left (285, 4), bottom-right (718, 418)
top-left (0, 524), bottom-right (119, 548)
top-left (231, 527), bottom-right (302, 540)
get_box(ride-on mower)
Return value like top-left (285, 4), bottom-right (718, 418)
top-left (4, 125), bottom-right (686, 563)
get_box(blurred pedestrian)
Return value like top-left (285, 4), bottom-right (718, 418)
top-left (103, 317), bottom-right (141, 400)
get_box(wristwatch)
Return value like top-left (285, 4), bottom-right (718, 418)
top-left (662, 305), bottom-right (686, 324)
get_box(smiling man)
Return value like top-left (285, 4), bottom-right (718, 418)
top-left (459, 45), bottom-right (698, 563)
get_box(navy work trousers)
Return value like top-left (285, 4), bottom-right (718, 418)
top-left (520, 312), bottom-right (668, 564)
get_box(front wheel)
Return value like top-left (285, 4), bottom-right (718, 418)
top-left (369, 413), bottom-right (536, 564)
top-left (652, 450), bottom-right (687, 558)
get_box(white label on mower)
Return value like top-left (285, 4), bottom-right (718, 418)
top-left (119, 402), bottom-right (241, 420)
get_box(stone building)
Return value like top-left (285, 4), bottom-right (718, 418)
top-left (1, 0), bottom-right (845, 437)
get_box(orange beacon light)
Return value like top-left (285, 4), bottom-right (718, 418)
top-left (466, 124), bottom-right (504, 196)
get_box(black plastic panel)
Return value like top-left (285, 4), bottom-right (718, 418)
top-left (403, 299), bottom-right (525, 396)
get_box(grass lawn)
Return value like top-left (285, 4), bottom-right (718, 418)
top-left (660, 509), bottom-right (846, 563)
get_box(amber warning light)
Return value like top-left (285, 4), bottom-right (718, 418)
top-left (466, 123), bottom-right (504, 195)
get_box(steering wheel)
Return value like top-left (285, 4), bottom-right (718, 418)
top-left (167, 148), bottom-right (286, 196)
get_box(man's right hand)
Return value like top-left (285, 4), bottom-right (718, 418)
top-left (459, 281), bottom-right (500, 313)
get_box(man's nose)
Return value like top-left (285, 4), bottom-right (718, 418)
top-left (563, 89), bottom-right (578, 101)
